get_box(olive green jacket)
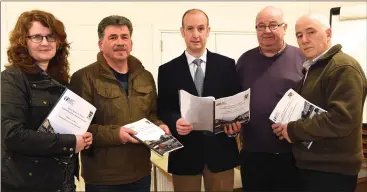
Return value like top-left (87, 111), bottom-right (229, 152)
top-left (70, 52), bottom-right (163, 184)
top-left (288, 44), bottom-right (367, 175)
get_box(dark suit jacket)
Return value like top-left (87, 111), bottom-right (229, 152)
top-left (157, 50), bottom-right (241, 175)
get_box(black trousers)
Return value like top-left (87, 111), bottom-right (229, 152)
top-left (299, 168), bottom-right (357, 192)
top-left (240, 150), bottom-right (302, 192)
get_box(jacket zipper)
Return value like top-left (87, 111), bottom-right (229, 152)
top-left (101, 75), bottom-right (132, 122)
top-left (120, 83), bottom-right (131, 123)
top-left (126, 81), bottom-right (132, 123)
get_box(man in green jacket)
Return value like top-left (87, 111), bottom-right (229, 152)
top-left (272, 14), bottom-right (367, 191)
top-left (70, 15), bottom-right (170, 192)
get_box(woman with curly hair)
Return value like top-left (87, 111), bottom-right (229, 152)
top-left (1, 10), bottom-right (92, 192)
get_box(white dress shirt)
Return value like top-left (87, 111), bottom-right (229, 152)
top-left (185, 49), bottom-right (207, 81)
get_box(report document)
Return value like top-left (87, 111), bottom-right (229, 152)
top-left (179, 89), bottom-right (250, 134)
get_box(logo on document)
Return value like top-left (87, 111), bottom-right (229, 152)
top-left (87, 111), bottom-right (94, 120)
top-left (272, 112), bottom-right (279, 122)
top-left (244, 94), bottom-right (249, 100)
top-left (288, 92), bottom-right (293, 97)
top-left (64, 96), bottom-right (75, 105)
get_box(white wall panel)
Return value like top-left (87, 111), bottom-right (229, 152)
top-left (2, 1), bottom-right (361, 76)
top-left (215, 32), bottom-right (258, 62)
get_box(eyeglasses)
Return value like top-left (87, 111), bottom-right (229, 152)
top-left (256, 23), bottom-right (285, 31)
top-left (27, 34), bottom-right (56, 43)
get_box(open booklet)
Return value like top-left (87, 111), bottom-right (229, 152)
top-left (38, 88), bottom-right (96, 135)
top-left (269, 89), bottom-right (326, 149)
top-left (124, 118), bottom-right (184, 157)
top-left (179, 89), bottom-right (250, 134)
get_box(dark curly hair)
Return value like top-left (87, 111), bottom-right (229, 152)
top-left (7, 10), bottom-right (70, 84)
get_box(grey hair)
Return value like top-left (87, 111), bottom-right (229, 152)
top-left (97, 15), bottom-right (133, 40)
top-left (301, 13), bottom-right (330, 30)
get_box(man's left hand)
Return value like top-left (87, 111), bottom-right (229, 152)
top-left (223, 121), bottom-right (241, 135)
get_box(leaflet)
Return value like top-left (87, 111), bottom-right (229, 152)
top-left (124, 118), bottom-right (184, 157)
top-left (179, 89), bottom-right (250, 134)
top-left (269, 89), bottom-right (326, 149)
top-left (38, 88), bottom-right (96, 135)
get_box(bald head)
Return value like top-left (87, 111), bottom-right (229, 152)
top-left (255, 6), bottom-right (287, 56)
top-left (182, 9), bottom-right (209, 27)
top-left (295, 13), bottom-right (332, 60)
top-left (256, 6), bottom-right (284, 24)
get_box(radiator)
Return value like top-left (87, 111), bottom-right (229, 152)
top-left (150, 166), bottom-right (174, 191)
top-left (150, 167), bottom-right (207, 192)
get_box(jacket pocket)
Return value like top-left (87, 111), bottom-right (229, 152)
top-left (1, 154), bottom-right (63, 190)
top-left (30, 96), bottom-right (51, 113)
top-left (134, 85), bottom-right (153, 113)
top-left (29, 90), bottom-right (53, 131)
top-left (95, 79), bottom-right (123, 98)
top-left (95, 86), bottom-right (123, 99)
top-left (94, 80), bottom-right (125, 122)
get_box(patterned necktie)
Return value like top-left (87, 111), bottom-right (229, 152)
top-left (193, 59), bottom-right (204, 96)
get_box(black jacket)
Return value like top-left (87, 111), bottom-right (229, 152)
top-left (157, 50), bottom-right (241, 175)
top-left (1, 66), bottom-right (77, 191)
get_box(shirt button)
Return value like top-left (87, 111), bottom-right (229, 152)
top-left (34, 160), bottom-right (39, 164)
top-left (42, 100), bottom-right (48, 105)
top-left (28, 172), bottom-right (33, 176)
top-left (63, 147), bottom-right (67, 151)
top-left (69, 148), bottom-right (74, 152)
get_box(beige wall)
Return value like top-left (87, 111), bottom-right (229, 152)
top-left (1, 1), bottom-right (363, 78)
top-left (1, 1), bottom-right (365, 190)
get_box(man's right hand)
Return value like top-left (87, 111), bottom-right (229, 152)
top-left (119, 127), bottom-right (139, 144)
top-left (176, 118), bottom-right (193, 135)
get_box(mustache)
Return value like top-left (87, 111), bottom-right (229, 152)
top-left (113, 45), bottom-right (128, 51)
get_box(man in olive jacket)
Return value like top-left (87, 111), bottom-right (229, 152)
top-left (272, 14), bottom-right (367, 191)
top-left (70, 15), bottom-right (169, 192)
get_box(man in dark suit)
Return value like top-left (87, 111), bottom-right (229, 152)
top-left (157, 9), bottom-right (242, 191)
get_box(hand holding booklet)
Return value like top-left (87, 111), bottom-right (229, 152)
top-left (179, 89), bottom-right (250, 134)
top-left (38, 88), bottom-right (96, 135)
top-left (269, 89), bottom-right (327, 149)
top-left (124, 118), bottom-right (184, 157)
